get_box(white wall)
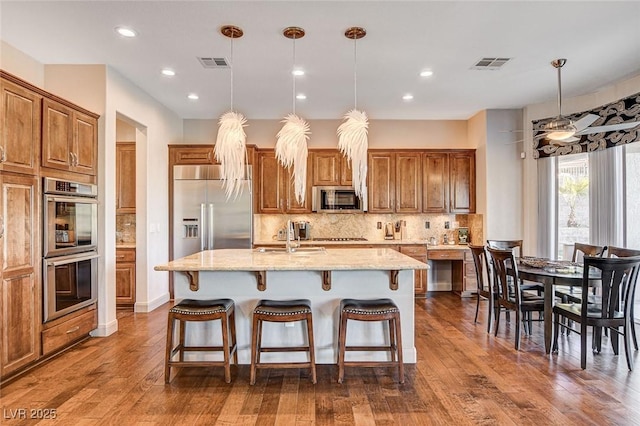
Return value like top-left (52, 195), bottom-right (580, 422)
top-left (485, 109), bottom-right (524, 242)
top-left (0, 40), bottom-right (44, 86)
top-left (522, 73), bottom-right (640, 256)
top-left (105, 67), bottom-right (183, 320)
top-left (184, 118), bottom-right (468, 149)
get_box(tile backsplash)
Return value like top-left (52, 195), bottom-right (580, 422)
top-left (255, 213), bottom-right (483, 244)
top-left (116, 213), bottom-right (136, 243)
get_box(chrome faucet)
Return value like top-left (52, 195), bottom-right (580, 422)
top-left (286, 219), bottom-right (300, 253)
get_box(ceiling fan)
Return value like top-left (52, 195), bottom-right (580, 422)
top-left (535, 58), bottom-right (640, 145)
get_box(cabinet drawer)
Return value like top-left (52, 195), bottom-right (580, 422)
top-left (428, 249), bottom-right (464, 260)
top-left (116, 248), bottom-right (136, 262)
top-left (400, 246), bottom-right (427, 257)
top-left (42, 309), bottom-right (97, 355)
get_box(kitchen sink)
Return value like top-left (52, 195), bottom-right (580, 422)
top-left (255, 247), bottom-right (327, 254)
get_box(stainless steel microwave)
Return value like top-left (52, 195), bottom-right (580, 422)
top-left (312, 186), bottom-right (367, 213)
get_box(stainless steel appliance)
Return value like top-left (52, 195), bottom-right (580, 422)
top-left (43, 251), bottom-right (99, 321)
top-left (173, 165), bottom-right (252, 261)
top-left (42, 177), bottom-right (99, 322)
top-left (43, 178), bottom-right (98, 257)
top-left (312, 186), bottom-right (366, 213)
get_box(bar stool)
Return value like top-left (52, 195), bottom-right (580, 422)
top-left (337, 298), bottom-right (404, 384)
top-left (250, 299), bottom-right (316, 385)
top-left (165, 298), bottom-right (237, 384)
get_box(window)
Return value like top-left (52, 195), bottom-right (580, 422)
top-left (626, 143), bottom-right (640, 248)
top-left (556, 153), bottom-right (589, 260)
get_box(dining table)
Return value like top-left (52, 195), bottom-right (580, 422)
top-left (515, 261), bottom-right (601, 354)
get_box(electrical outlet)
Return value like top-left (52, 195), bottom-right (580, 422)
top-left (377, 222), bottom-right (382, 229)
top-left (444, 221), bottom-right (450, 229)
top-left (425, 221), bottom-right (430, 229)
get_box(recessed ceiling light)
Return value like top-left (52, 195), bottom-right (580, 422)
top-left (402, 94), bottom-right (414, 101)
top-left (161, 68), bottom-right (176, 77)
top-left (187, 93), bottom-right (199, 100)
top-left (296, 94), bottom-right (307, 100)
top-left (115, 26), bottom-right (137, 38)
top-left (292, 69), bottom-right (305, 76)
top-left (420, 70), bottom-right (433, 77)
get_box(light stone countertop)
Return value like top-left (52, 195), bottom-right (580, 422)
top-left (154, 248), bottom-right (429, 272)
top-left (253, 239), bottom-right (471, 249)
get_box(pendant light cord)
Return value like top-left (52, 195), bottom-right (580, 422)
top-left (292, 35), bottom-right (297, 114)
top-left (229, 34), bottom-right (235, 111)
top-left (353, 36), bottom-right (358, 110)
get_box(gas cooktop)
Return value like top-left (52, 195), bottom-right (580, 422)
top-left (312, 237), bottom-right (368, 242)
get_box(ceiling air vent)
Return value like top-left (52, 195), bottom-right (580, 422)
top-left (470, 57), bottom-right (512, 70)
top-left (197, 57), bottom-right (229, 68)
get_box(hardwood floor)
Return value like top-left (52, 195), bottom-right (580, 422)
top-left (2, 292), bottom-right (639, 425)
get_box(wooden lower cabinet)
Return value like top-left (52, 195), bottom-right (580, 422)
top-left (115, 248), bottom-right (136, 306)
top-left (429, 248), bottom-right (476, 297)
top-left (399, 245), bottom-right (428, 296)
top-left (41, 306), bottom-right (97, 356)
top-left (0, 172), bottom-right (40, 379)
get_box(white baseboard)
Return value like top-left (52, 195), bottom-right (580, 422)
top-left (134, 292), bottom-right (170, 313)
top-left (91, 318), bottom-right (118, 337)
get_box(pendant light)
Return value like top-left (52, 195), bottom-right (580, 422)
top-left (337, 27), bottom-right (368, 199)
top-left (214, 25), bottom-right (248, 200)
top-left (275, 26), bottom-right (310, 206)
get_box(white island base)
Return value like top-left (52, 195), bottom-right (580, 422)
top-left (173, 269), bottom-right (416, 365)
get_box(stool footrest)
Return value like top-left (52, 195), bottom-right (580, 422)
top-left (260, 346), bottom-right (312, 353)
top-left (345, 345), bottom-right (396, 352)
top-left (254, 362), bottom-right (313, 369)
top-left (168, 360), bottom-right (231, 368)
top-left (342, 361), bottom-right (402, 368)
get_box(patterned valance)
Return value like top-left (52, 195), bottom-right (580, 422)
top-left (533, 91), bottom-right (640, 159)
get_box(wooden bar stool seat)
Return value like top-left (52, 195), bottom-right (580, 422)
top-left (250, 299), bottom-right (316, 385)
top-left (165, 298), bottom-right (237, 384)
top-left (337, 298), bottom-right (404, 384)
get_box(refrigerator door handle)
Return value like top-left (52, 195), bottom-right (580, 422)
top-left (208, 203), bottom-right (215, 250)
top-left (200, 203), bottom-right (206, 251)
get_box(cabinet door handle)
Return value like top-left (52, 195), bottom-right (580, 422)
top-left (69, 152), bottom-right (75, 165)
top-left (207, 151), bottom-right (213, 162)
top-left (66, 326), bottom-right (80, 334)
top-left (0, 145), bottom-right (5, 163)
top-left (0, 215), bottom-right (4, 239)
top-left (73, 152), bottom-right (78, 166)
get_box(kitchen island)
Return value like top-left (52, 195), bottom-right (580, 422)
top-left (155, 248), bottom-right (428, 364)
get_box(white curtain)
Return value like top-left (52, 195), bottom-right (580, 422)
top-left (589, 147), bottom-right (624, 248)
top-left (537, 157), bottom-right (556, 258)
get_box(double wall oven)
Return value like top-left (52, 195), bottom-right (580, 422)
top-left (43, 178), bottom-right (99, 322)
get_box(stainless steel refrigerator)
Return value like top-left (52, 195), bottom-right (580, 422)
top-left (173, 164), bottom-right (252, 262)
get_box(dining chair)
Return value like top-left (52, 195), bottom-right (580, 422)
top-left (552, 255), bottom-right (640, 370)
top-left (487, 247), bottom-right (545, 350)
top-left (487, 239), bottom-right (544, 296)
top-left (470, 245), bottom-right (493, 333)
top-left (606, 246), bottom-right (640, 350)
top-left (555, 243), bottom-right (606, 305)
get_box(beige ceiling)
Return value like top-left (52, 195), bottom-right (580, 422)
top-left (2, 1), bottom-right (640, 120)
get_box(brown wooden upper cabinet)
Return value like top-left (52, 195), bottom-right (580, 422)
top-left (256, 150), bottom-right (311, 214)
top-left (116, 142), bottom-right (136, 213)
top-left (0, 78), bottom-right (41, 175)
top-left (311, 150), bottom-right (352, 187)
top-left (423, 151), bottom-right (475, 214)
top-left (42, 98), bottom-right (98, 176)
top-left (368, 151), bottom-right (421, 213)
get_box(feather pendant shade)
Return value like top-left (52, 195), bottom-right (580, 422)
top-left (276, 113), bottom-right (310, 204)
top-left (215, 25), bottom-right (248, 200)
top-left (338, 109), bottom-right (368, 198)
top-left (214, 111), bottom-right (248, 199)
top-left (338, 27), bottom-right (369, 198)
